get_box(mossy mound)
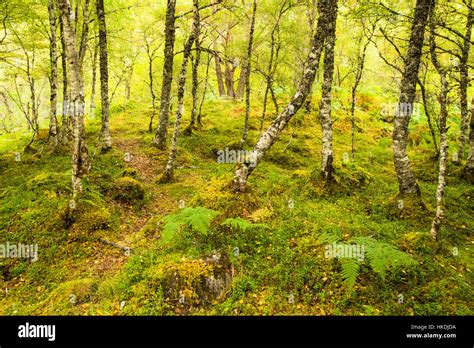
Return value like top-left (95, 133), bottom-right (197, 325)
top-left (191, 176), bottom-right (263, 217)
top-left (36, 278), bottom-right (97, 315)
top-left (60, 194), bottom-right (113, 237)
top-left (26, 172), bottom-right (70, 192)
top-left (385, 193), bottom-right (430, 222)
top-left (308, 162), bottom-right (372, 197)
top-left (111, 177), bottom-right (145, 203)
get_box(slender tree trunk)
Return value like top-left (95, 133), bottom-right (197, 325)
top-left (240, 0), bottom-right (257, 145)
top-left (48, 0), bottom-right (58, 147)
top-left (392, 0), bottom-right (434, 196)
top-left (233, 0), bottom-right (331, 191)
top-left (197, 53), bottom-right (212, 127)
top-left (456, 0), bottom-right (473, 162)
top-left (429, 23), bottom-right (448, 239)
top-left (96, 0), bottom-right (112, 151)
top-left (304, 0), bottom-right (318, 113)
top-left (161, 35), bottom-right (196, 182)
top-left (57, 0), bottom-right (89, 204)
top-left (319, 0), bottom-right (338, 183)
top-left (236, 61), bottom-right (247, 100)
top-left (225, 60), bottom-right (236, 98)
top-left (465, 97), bottom-right (474, 182)
top-left (260, 4), bottom-right (284, 136)
top-left (184, 0), bottom-right (201, 136)
top-left (78, 0), bottom-right (90, 72)
top-left (59, 15), bottom-right (71, 144)
top-left (147, 45), bottom-right (157, 133)
top-left (214, 40), bottom-right (226, 96)
top-left (123, 61), bottom-right (134, 113)
top-left (90, 42), bottom-right (98, 117)
top-left (418, 76), bottom-right (439, 157)
top-left (153, 0), bottom-right (177, 149)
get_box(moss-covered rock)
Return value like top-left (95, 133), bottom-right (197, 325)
top-left (145, 254), bottom-right (232, 313)
top-left (111, 177), bottom-right (145, 203)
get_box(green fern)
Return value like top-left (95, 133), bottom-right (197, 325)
top-left (352, 237), bottom-right (417, 280)
top-left (327, 236), bottom-right (417, 291)
top-left (317, 227), bottom-right (343, 245)
top-left (341, 258), bottom-right (360, 290)
top-left (162, 207), bottom-right (220, 243)
top-left (221, 217), bottom-right (268, 232)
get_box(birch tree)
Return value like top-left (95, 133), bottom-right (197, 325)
top-left (160, 2), bottom-right (199, 182)
top-left (240, 0), bottom-right (257, 146)
top-left (233, 0), bottom-right (334, 192)
top-left (57, 0), bottom-right (89, 205)
top-left (429, 17), bottom-right (450, 239)
top-left (392, 0), bottom-right (435, 197)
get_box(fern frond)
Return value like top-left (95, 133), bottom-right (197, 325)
top-left (352, 237), bottom-right (417, 280)
top-left (341, 258), bottom-right (360, 291)
top-left (162, 207), bottom-right (220, 243)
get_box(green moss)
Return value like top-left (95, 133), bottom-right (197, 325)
top-left (37, 278), bottom-right (96, 315)
top-left (111, 177), bottom-right (145, 203)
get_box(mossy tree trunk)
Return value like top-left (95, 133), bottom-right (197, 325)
top-left (48, 0), bottom-right (58, 148)
top-left (465, 97), bottom-right (474, 182)
top-left (160, 5), bottom-right (198, 183)
top-left (392, 0), bottom-right (434, 196)
top-left (319, 0), bottom-right (338, 184)
top-left (153, 0), bottom-right (177, 150)
top-left (96, 0), bottom-right (112, 151)
top-left (184, 0), bottom-right (201, 136)
top-left (456, 0), bottom-right (473, 162)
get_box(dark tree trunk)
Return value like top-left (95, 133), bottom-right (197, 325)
top-left (392, 0), bottom-right (434, 196)
top-left (319, 0), bottom-right (338, 183)
top-left (96, 0), bottom-right (112, 151)
top-left (48, 0), bottom-right (58, 147)
top-left (59, 15), bottom-right (71, 144)
top-left (90, 42), bottom-right (98, 117)
top-left (456, 0), bottom-right (473, 162)
top-left (184, 0), bottom-right (201, 136)
top-left (214, 43), bottom-right (226, 96)
top-left (160, 15), bottom-right (197, 182)
top-left (153, 0), bottom-right (177, 149)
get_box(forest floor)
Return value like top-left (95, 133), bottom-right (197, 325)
top-left (0, 94), bottom-right (472, 315)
